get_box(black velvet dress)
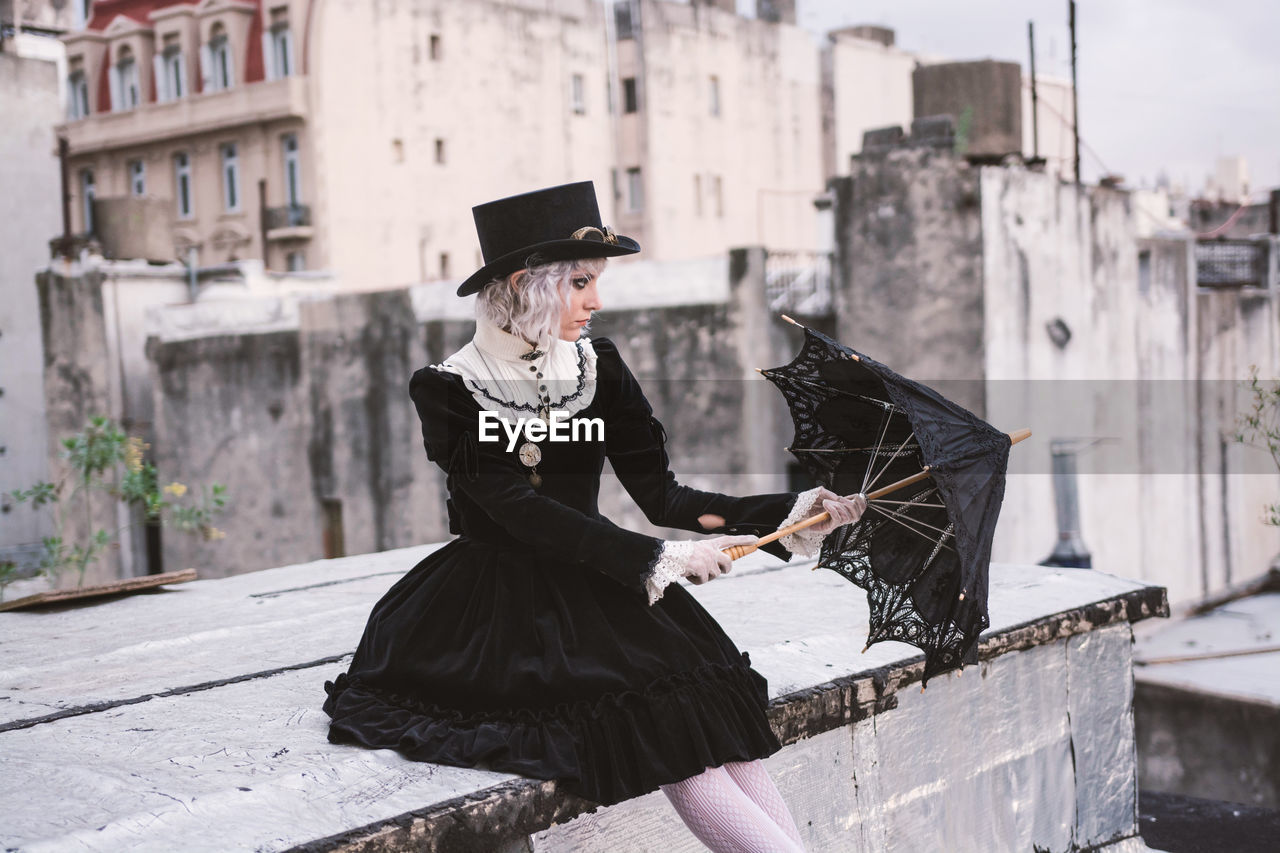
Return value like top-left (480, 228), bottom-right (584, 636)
top-left (323, 338), bottom-right (798, 806)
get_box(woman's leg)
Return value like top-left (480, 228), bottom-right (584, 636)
top-left (660, 765), bottom-right (804, 853)
top-left (723, 760), bottom-right (805, 848)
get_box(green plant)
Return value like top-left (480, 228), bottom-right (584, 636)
top-left (5, 415), bottom-right (229, 599)
top-left (1235, 366), bottom-right (1280, 527)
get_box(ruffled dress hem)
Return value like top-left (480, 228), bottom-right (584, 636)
top-left (323, 655), bottom-right (781, 807)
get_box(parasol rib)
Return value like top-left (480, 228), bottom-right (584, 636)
top-left (721, 430), bottom-right (1031, 561)
top-left (864, 430), bottom-right (917, 495)
top-left (865, 502), bottom-right (958, 546)
top-left (861, 411), bottom-right (896, 493)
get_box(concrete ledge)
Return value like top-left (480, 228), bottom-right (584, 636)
top-left (0, 547), bottom-right (1167, 852)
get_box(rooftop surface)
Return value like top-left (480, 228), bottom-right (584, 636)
top-left (1134, 588), bottom-right (1280, 707)
top-left (0, 547), bottom-right (1166, 851)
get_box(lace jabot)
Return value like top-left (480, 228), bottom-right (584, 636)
top-left (433, 318), bottom-right (598, 422)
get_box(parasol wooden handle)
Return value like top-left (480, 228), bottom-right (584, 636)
top-left (722, 428), bottom-right (1032, 560)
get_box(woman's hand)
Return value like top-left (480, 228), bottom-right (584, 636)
top-left (678, 534), bottom-right (758, 585)
top-left (804, 488), bottom-right (867, 536)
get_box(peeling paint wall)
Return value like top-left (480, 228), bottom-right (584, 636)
top-left (149, 289), bottom-right (447, 578)
top-left (981, 166), bottom-right (1280, 602)
top-left (1, 47), bottom-right (62, 567)
top-left (535, 623), bottom-right (1140, 853)
top-left (835, 146), bottom-right (987, 414)
top-left (129, 256), bottom-right (791, 579)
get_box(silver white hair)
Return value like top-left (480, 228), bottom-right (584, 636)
top-left (475, 256), bottom-right (607, 342)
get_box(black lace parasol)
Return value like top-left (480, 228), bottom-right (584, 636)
top-left (757, 320), bottom-right (1020, 685)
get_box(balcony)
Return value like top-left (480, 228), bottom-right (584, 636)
top-left (1195, 238), bottom-right (1270, 288)
top-left (263, 204), bottom-right (312, 241)
top-left (58, 75), bottom-right (309, 155)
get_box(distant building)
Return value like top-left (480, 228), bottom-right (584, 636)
top-left (1207, 155), bottom-right (1250, 204)
top-left (0, 19), bottom-right (68, 572)
top-left (53, 0), bottom-right (838, 284)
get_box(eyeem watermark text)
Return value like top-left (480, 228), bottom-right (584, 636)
top-left (477, 410), bottom-right (605, 452)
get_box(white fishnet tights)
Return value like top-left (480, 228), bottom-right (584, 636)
top-left (660, 761), bottom-right (805, 853)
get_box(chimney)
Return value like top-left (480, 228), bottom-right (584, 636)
top-left (757, 0), bottom-right (796, 24)
top-left (1040, 439), bottom-right (1092, 569)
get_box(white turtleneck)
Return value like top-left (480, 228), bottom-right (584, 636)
top-left (433, 317), bottom-right (598, 421)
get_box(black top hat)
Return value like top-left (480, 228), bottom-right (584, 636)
top-left (456, 181), bottom-right (640, 296)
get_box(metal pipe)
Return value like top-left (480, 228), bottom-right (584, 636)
top-left (1069, 0), bottom-right (1081, 184)
top-left (1041, 438), bottom-right (1092, 568)
top-left (58, 136), bottom-right (72, 251)
top-left (258, 178), bottom-right (268, 270)
top-left (1028, 21), bottom-right (1040, 160)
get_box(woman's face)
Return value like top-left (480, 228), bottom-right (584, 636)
top-left (558, 267), bottom-right (603, 341)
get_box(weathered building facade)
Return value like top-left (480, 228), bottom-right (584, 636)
top-left (831, 127), bottom-right (1280, 605)
top-left (54, 0), bottom-right (842, 282)
top-left (0, 28), bottom-right (66, 569)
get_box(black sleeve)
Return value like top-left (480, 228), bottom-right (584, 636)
top-left (409, 365), bottom-right (664, 599)
top-left (593, 338), bottom-right (799, 561)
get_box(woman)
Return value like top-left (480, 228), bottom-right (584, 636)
top-left (323, 182), bottom-right (864, 852)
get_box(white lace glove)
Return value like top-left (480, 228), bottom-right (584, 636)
top-left (645, 534), bottom-right (759, 605)
top-left (778, 486), bottom-right (867, 557)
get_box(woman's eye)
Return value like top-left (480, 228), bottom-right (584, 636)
top-left (572, 277), bottom-right (589, 289)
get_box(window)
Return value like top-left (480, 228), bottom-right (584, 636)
top-left (110, 46), bottom-right (140, 111)
top-left (429, 34), bottom-right (441, 61)
top-left (439, 252), bottom-right (450, 279)
top-left (220, 143), bottom-right (240, 212)
top-left (129, 160), bottom-right (146, 197)
top-left (713, 175), bottom-right (723, 217)
top-left (264, 6), bottom-right (293, 80)
top-left (156, 34), bottom-right (187, 101)
top-left (80, 168), bottom-right (95, 234)
top-left (693, 174), bottom-right (702, 216)
top-left (570, 73), bottom-right (585, 115)
top-left (605, 73), bottom-right (614, 114)
top-left (67, 65), bottom-right (90, 119)
top-left (434, 138), bottom-right (445, 164)
top-left (202, 23), bottom-right (233, 92)
top-left (174, 152), bottom-right (193, 218)
top-left (625, 167), bottom-right (643, 213)
top-left (709, 75), bottom-right (720, 117)
top-left (286, 250), bottom-right (305, 271)
top-left (73, 0), bottom-right (92, 30)
top-left (614, 2), bottom-right (634, 40)
top-left (622, 77), bottom-right (637, 114)
top-left (282, 133), bottom-right (301, 206)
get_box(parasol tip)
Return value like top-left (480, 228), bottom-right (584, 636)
top-left (920, 684), bottom-right (926, 694)
top-left (780, 314), bottom-right (804, 328)
top-left (1008, 428), bottom-right (1032, 446)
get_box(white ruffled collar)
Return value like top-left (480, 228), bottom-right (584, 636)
top-left (434, 317), bottom-right (598, 421)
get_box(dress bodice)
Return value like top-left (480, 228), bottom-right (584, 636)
top-left (409, 337), bottom-right (799, 598)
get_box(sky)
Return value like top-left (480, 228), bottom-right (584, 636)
top-left (787, 0), bottom-right (1280, 195)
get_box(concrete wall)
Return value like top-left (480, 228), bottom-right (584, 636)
top-left (830, 147), bottom-right (1280, 606)
top-left (980, 168), bottom-right (1280, 603)
top-left (822, 31), bottom-right (916, 177)
top-left (833, 146), bottom-right (987, 414)
top-left (538, 623), bottom-right (1141, 852)
top-left (33, 266), bottom-right (121, 586)
top-left (0, 44), bottom-right (61, 566)
top-left (127, 253), bottom-right (797, 579)
top-left (148, 289), bottom-right (445, 578)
